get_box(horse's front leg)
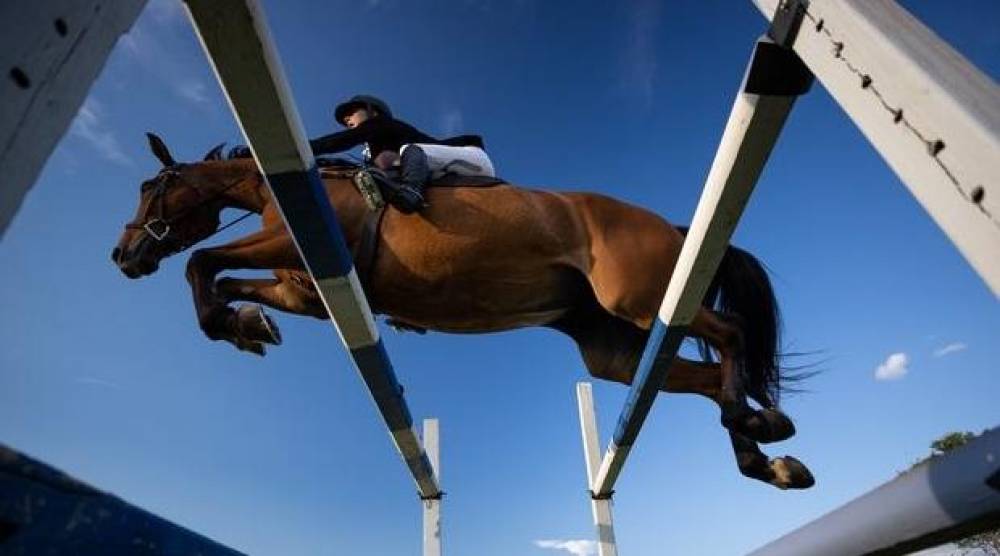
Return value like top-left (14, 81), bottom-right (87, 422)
top-left (185, 228), bottom-right (302, 355)
top-left (215, 275), bottom-right (327, 320)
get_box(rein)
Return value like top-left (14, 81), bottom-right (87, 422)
top-left (126, 166), bottom-right (256, 254)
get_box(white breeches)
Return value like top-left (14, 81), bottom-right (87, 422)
top-left (401, 143), bottom-right (496, 178)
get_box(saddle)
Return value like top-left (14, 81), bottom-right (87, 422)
top-left (317, 157), bottom-right (505, 293)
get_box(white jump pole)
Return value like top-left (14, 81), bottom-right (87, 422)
top-left (578, 5), bottom-right (815, 547)
top-left (752, 0), bottom-right (1000, 296)
top-left (748, 427), bottom-right (1000, 556)
top-left (0, 0), bottom-right (148, 238)
top-left (590, 33), bottom-right (811, 500)
top-left (182, 1), bottom-right (443, 553)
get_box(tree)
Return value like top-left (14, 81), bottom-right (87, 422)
top-left (918, 431), bottom-right (1000, 555)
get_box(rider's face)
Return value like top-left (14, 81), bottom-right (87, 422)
top-left (345, 108), bottom-right (371, 129)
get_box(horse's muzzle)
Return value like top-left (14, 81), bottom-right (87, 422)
top-left (112, 241), bottom-right (159, 279)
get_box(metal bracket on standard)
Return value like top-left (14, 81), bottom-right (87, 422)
top-left (745, 0), bottom-right (814, 97)
top-left (590, 490), bottom-right (614, 501)
top-left (744, 40), bottom-right (814, 96)
top-left (767, 0), bottom-right (810, 47)
top-left (987, 467), bottom-right (1000, 493)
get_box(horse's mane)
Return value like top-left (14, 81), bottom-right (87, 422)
top-left (225, 144), bottom-right (360, 171)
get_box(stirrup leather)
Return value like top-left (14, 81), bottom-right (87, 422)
top-left (352, 169), bottom-right (386, 211)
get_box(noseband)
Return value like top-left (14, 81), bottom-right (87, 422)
top-left (125, 166), bottom-right (253, 254)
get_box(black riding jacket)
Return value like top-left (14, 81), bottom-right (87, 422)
top-left (309, 115), bottom-right (483, 161)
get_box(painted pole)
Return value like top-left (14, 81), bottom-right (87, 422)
top-left (591, 35), bottom-right (811, 498)
top-left (0, 0), bottom-right (147, 237)
top-left (182, 3), bottom-right (443, 552)
top-left (748, 427), bottom-right (1000, 556)
top-left (752, 0), bottom-right (1000, 296)
top-left (0, 443), bottom-right (245, 555)
top-left (183, 0), bottom-right (440, 502)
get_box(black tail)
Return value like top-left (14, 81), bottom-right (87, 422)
top-left (676, 227), bottom-right (783, 406)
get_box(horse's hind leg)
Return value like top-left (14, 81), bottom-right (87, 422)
top-left (689, 308), bottom-right (795, 444)
top-left (730, 431), bottom-right (814, 490)
top-left (551, 298), bottom-right (734, 403)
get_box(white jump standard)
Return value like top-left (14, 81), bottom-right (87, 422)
top-left (182, 1), bottom-right (443, 553)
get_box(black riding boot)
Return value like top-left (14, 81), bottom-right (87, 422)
top-left (393, 146), bottom-right (430, 214)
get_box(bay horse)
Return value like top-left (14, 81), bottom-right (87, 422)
top-left (112, 133), bottom-right (813, 490)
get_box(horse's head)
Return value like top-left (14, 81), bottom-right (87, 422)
top-left (111, 133), bottom-right (229, 278)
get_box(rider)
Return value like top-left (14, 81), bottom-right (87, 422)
top-left (309, 95), bottom-right (494, 213)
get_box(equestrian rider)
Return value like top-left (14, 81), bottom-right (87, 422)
top-left (309, 95), bottom-right (495, 214)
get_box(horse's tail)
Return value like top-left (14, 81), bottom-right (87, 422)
top-left (676, 227), bottom-right (783, 406)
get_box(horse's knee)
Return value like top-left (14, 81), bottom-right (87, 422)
top-left (185, 249), bottom-right (216, 282)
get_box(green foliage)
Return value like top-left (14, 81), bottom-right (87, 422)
top-left (921, 431), bottom-right (1000, 555)
top-left (931, 431), bottom-right (976, 457)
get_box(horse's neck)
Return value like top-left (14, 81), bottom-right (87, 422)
top-left (208, 160), bottom-right (268, 214)
top-left (218, 161), bottom-right (370, 249)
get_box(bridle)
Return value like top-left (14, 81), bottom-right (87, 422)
top-left (125, 165), bottom-right (254, 254)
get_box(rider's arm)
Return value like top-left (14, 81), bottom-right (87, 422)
top-left (309, 118), bottom-right (385, 155)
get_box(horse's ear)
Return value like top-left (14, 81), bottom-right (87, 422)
top-left (146, 132), bottom-right (177, 167)
top-left (203, 142), bottom-right (226, 161)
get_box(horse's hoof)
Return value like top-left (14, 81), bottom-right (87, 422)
top-left (234, 337), bottom-right (266, 356)
top-left (724, 407), bottom-right (796, 444)
top-left (768, 456), bottom-right (815, 490)
top-left (236, 304), bottom-right (282, 345)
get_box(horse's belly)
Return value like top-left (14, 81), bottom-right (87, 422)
top-left (371, 263), bottom-right (586, 333)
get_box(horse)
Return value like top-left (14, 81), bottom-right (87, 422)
top-left (112, 133), bottom-right (814, 490)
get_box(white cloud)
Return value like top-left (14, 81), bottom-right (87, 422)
top-left (933, 342), bottom-right (967, 358)
top-left (534, 539), bottom-right (597, 556)
top-left (118, 32), bottom-right (142, 58)
top-left (440, 108), bottom-right (464, 136)
top-left (874, 352), bottom-right (909, 381)
top-left (177, 80), bottom-right (210, 106)
top-left (147, 0), bottom-right (184, 24)
top-left (76, 377), bottom-right (122, 390)
top-left (621, 0), bottom-right (662, 109)
top-left (120, 5), bottom-right (214, 110)
top-left (70, 98), bottom-right (133, 166)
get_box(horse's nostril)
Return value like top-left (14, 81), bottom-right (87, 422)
top-left (112, 247), bottom-right (122, 263)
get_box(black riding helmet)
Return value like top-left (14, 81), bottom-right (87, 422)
top-left (334, 95), bottom-right (393, 126)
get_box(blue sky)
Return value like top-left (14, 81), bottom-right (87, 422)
top-left (2, 1), bottom-right (998, 555)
